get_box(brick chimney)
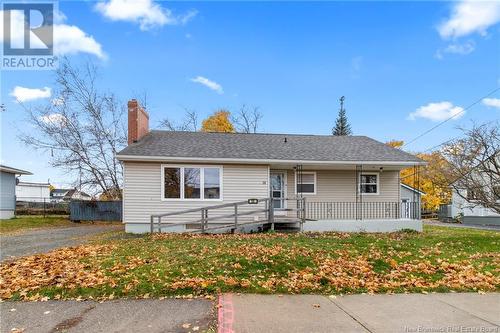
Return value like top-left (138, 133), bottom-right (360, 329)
top-left (128, 99), bottom-right (149, 145)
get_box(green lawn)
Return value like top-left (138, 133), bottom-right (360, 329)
top-left (0, 215), bottom-right (71, 234)
top-left (1, 225), bottom-right (499, 301)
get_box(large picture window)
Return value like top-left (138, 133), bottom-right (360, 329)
top-left (360, 173), bottom-right (378, 194)
top-left (162, 165), bottom-right (222, 200)
top-left (295, 171), bottom-right (316, 195)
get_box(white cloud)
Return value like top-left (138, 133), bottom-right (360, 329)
top-left (0, 10), bottom-right (105, 59)
top-left (54, 24), bottom-right (106, 59)
top-left (40, 113), bottom-right (67, 126)
top-left (10, 86), bottom-right (51, 103)
top-left (482, 97), bottom-right (500, 109)
top-left (95, 0), bottom-right (197, 31)
top-left (435, 40), bottom-right (475, 59)
top-left (191, 76), bottom-right (224, 94)
top-left (178, 10), bottom-right (198, 25)
top-left (438, 0), bottom-right (500, 39)
top-left (408, 102), bottom-right (465, 121)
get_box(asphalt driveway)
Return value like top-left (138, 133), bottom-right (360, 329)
top-left (0, 224), bottom-right (123, 261)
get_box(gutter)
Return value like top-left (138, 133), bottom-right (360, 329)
top-left (115, 154), bottom-right (427, 166)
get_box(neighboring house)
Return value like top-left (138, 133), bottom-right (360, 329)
top-left (449, 188), bottom-right (500, 225)
top-left (50, 188), bottom-right (92, 202)
top-left (0, 165), bottom-right (32, 219)
top-left (50, 188), bottom-right (70, 202)
top-left (117, 100), bottom-right (425, 234)
top-left (400, 183), bottom-right (425, 218)
top-left (15, 181), bottom-right (51, 202)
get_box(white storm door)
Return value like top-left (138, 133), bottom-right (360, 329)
top-left (270, 172), bottom-right (286, 215)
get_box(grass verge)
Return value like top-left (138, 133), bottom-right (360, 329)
top-left (0, 215), bottom-right (71, 234)
top-left (1, 225), bottom-right (498, 301)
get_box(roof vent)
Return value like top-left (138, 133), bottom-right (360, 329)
top-left (284, 137), bottom-right (287, 143)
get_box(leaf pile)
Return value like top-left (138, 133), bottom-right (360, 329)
top-left (1, 245), bottom-right (115, 300)
top-left (1, 227), bottom-right (499, 301)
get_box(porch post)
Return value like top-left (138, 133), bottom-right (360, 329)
top-left (355, 165), bottom-right (363, 220)
top-left (269, 197), bottom-right (274, 230)
top-left (300, 197), bottom-right (306, 232)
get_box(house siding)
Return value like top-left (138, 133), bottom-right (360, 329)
top-left (401, 185), bottom-right (421, 202)
top-left (123, 162), bottom-right (269, 231)
top-left (16, 183), bottom-right (51, 202)
top-left (285, 170), bottom-right (400, 202)
top-left (0, 171), bottom-right (16, 219)
top-left (123, 163), bottom-right (407, 232)
top-left (451, 189), bottom-right (499, 217)
top-left (283, 169), bottom-right (401, 216)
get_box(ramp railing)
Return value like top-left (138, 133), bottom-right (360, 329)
top-left (150, 197), bottom-right (306, 233)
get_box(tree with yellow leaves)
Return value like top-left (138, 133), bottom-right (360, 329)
top-left (201, 110), bottom-right (235, 133)
top-left (400, 152), bottom-right (452, 211)
top-left (386, 141), bottom-right (451, 211)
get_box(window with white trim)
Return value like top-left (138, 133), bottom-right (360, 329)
top-left (360, 173), bottom-right (378, 194)
top-left (296, 172), bottom-right (316, 194)
top-left (163, 166), bottom-right (221, 200)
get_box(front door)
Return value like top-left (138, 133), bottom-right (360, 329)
top-left (270, 172), bottom-right (286, 215)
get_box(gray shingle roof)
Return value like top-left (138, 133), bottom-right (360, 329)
top-left (117, 131), bottom-right (422, 163)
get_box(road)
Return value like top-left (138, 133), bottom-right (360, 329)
top-left (424, 220), bottom-right (500, 231)
top-left (0, 224), bottom-right (123, 261)
top-left (1, 299), bottom-right (214, 333)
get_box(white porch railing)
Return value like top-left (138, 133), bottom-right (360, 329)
top-left (306, 201), bottom-right (421, 220)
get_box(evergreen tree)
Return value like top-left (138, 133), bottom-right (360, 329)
top-left (332, 96), bottom-right (352, 136)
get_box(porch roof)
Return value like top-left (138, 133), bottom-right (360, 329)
top-left (117, 131), bottom-right (424, 166)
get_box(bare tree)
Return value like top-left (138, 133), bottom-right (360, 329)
top-left (160, 104), bottom-right (262, 133)
top-left (442, 122), bottom-right (500, 213)
top-left (19, 58), bottom-right (127, 199)
top-left (232, 104), bottom-right (263, 133)
top-left (159, 107), bottom-right (198, 131)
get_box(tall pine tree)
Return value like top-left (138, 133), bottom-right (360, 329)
top-left (332, 96), bottom-right (352, 136)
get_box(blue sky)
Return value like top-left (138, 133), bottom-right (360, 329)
top-left (1, 0), bottom-right (499, 186)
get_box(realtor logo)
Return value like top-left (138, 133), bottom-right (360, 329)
top-left (2, 2), bottom-right (57, 70)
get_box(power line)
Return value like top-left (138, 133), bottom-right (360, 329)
top-left (419, 119), bottom-right (498, 154)
top-left (402, 87), bottom-right (500, 149)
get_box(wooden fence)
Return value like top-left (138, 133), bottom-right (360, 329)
top-left (70, 200), bottom-right (122, 222)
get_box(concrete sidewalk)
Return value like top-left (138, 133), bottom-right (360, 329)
top-left (220, 293), bottom-right (500, 333)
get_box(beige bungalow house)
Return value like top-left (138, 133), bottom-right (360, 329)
top-left (117, 100), bottom-right (425, 234)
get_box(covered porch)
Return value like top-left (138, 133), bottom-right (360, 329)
top-left (269, 161), bottom-right (423, 232)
